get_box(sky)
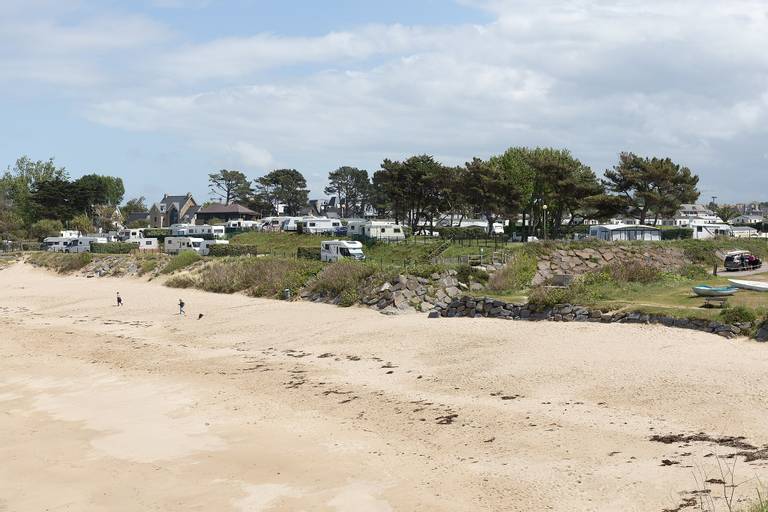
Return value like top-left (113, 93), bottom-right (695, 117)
top-left (1, 0), bottom-right (767, 205)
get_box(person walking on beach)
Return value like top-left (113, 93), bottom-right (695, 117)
top-left (116, 292), bottom-right (123, 307)
top-left (178, 298), bottom-right (185, 316)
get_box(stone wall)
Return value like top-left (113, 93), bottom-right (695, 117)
top-left (428, 295), bottom-right (757, 340)
top-left (533, 245), bottom-right (688, 285)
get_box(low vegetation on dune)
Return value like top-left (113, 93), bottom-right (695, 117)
top-left (307, 260), bottom-right (377, 306)
top-left (165, 256), bottom-right (323, 299)
top-left (26, 252), bottom-right (93, 273)
top-left (161, 251), bottom-right (201, 275)
top-left (487, 252), bottom-right (536, 292)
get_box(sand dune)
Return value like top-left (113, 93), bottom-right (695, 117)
top-left (2, 262), bottom-right (768, 511)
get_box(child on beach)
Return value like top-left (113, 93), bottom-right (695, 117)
top-left (179, 298), bottom-right (185, 316)
top-left (116, 292), bottom-right (123, 307)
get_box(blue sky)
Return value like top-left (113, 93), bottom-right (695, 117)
top-left (1, 0), bottom-right (767, 205)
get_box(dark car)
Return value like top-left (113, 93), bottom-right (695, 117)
top-left (724, 250), bottom-right (763, 271)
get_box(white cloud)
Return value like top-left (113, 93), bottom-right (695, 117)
top-left (4, 0), bottom-right (768, 198)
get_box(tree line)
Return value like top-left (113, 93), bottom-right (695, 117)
top-left (0, 156), bottom-right (124, 239)
top-left (209, 147), bottom-right (700, 237)
top-left (0, 147), bottom-right (701, 240)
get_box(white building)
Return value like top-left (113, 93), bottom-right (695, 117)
top-left (589, 224), bottom-right (661, 241)
top-left (731, 226), bottom-right (759, 238)
top-left (689, 219), bottom-right (733, 239)
top-left (732, 214), bottom-right (765, 225)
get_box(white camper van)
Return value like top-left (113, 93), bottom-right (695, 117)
top-left (199, 239), bottom-right (229, 256)
top-left (43, 237), bottom-right (77, 252)
top-left (304, 218), bottom-right (342, 234)
top-left (164, 236), bottom-right (204, 254)
top-left (320, 240), bottom-right (365, 262)
top-left (118, 228), bottom-right (145, 241)
top-left (65, 236), bottom-right (108, 253)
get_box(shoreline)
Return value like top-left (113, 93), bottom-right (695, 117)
top-left (2, 263), bottom-right (768, 511)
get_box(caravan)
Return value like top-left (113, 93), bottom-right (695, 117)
top-left (320, 240), bottom-right (365, 262)
top-left (259, 217), bottom-right (288, 231)
top-left (164, 236), bottom-right (204, 254)
top-left (118, 228), bottom-right (145, 241)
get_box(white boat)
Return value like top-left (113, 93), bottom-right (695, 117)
top-left (727, 279), bottom-right (768, 292)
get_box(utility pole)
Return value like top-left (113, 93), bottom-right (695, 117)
top-left (711, 196), bottom-right (718, 207)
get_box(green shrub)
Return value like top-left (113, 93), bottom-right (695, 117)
top-left (209, 244), bottom-right (258, 257)
top-left (678, 263), bottom-right (709, 280)
top-left (29, 219), bottom-right (64, 240)
top-left (161, 251), bottom-right (201, 274)
top-left (488, 252), bottom-right (537, 291)
top-left (456, 264), bottom-right (489, 284)
top-left (91, 242), bottom-right (136, 254)
top-left (190, 257), bottom-right (322, 298)
top-left (720, 305), bottom-right (757, 324)
top-left (144, 228), bottom-right (171, 242)
top-left (527, 285), bottom-right (578, 307)
top-left (439, 226), bottom-right (490, 239)
top-left (309, 260), bottom-right (375, 305)
top-left (165, 274), bottom-right (197, 288)
top-left (607, 261), bottom-right (662, 284)
top-left (660, 228), bottom-right (693, 240)
top-left (297, 246), bottom-right (321, 260)
top-left (27, 252), bottom-right (93, 273)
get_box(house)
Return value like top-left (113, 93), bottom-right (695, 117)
top-left (589, 224), bottom-right (661, 241)
top-left (689, 219), bottom-right (733, 239)
top-left (195, 203), bottom-right (259, 224)
top-left (148, 193), bottom-right (198, 228)
top-left (125, 211), bottom-right (150, 227)
top-left (732, 226), bottom-right (759, 238)
top-left (732, 214), bottom-right (764, 225)
top-left (664, 204), bottom-right (723, 226)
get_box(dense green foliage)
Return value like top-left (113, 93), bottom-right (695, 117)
top-left (660, 227), bottom-right (693, 240)
top-left (297, 246), bottom-right (321, 260)
top-left (309, 261), bottom-right (376, 306)
top-left (161, 251), bottom-right (201, 274)
top-left (91, 242), bottom-right (136, 254)
top-left (208, 244), bottom-right (258, 257)
top-left (720, 305), bottom-right (757, 324)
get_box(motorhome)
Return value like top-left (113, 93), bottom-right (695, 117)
top-left (169, 223), bottom-right (195, 236)
top-left (164, 236), bottom-right (204, 254)
top-left (199, 239), bottom-right (229, 256)
top-left (170, 224), bottom-right (226, 239)
top-left (225, 219), bottom-right (259, 229)
top-left (320, 240), bottom-right (365, 262)
top-left (280, 217), bottom-right (307, 232)
top-left (118, 228), bottom-right (145, 241)
top-left (363, 221), bottom-right (405, 241)
top-left (65, 236), bottom-right (109, 253)
top-left (42, 236), bottom-right (77, 252)
top-left (131, 238), bottom-right (159, 251)
top-left (303, 218), bottom-right (342, 234)
top-left (259, 217), bottom-right (289, 231)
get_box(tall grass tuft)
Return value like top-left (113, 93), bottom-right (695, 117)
top-left (27, 252), bottom-right (93, 273)
top-left (309, 261), bottom-right (375, 306)
top-left (192, 257), bottom-right (322, 298)
top-left (488, 252), bottom-right (537, 292)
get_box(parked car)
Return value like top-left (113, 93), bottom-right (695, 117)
top-left (724, 250), bottom-right (763, 271)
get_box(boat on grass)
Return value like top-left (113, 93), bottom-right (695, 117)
top-left (727, 279), bottom-right (768, 292)
top-left (692, 285), bottom-right (739, 297)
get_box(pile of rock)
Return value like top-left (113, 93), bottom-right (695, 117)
top-left (533, 245), bottom-right (687, 285)
top-left (301, 270), bottom-right (478, 315)
top-left (429, 295), bottom-right (755, 340)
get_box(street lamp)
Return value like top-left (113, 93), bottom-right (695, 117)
top-left (542, 204), bottom-right (548, 240)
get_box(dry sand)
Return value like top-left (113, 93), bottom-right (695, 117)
top-left (2, 263), bottom-right (768, 511)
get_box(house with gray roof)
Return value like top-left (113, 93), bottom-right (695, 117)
top-left (148, 193), bottom-right (198, 228)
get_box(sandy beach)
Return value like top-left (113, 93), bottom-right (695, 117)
top-left (2, 262), bottom-right (768, 511)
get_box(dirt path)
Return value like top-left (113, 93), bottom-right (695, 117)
top-left (2, 263), bottom-right (768, 511)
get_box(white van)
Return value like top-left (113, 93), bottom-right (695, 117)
top-left (65, 236), bottom-right (108, 253)
top-left (164, 236), bottom-right (204, 254)
top-left (320, 240), bottom-right (365, 262)
top-left (43, 237), bottom-right (76, 252)
top-left (199, 239), bottom-right (229, 256)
